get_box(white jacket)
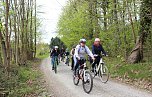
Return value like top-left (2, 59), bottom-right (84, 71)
top-left (74, 44), bottom-right (94, 59)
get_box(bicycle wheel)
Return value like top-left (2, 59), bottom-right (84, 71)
top-left (73, 70), bottom-right (79, 85)
top-left (99, 64), bottom-right (109, 83)
top-left (82, 71), bottom-right (93, 94)
top-left (92, 65), bottom-right (97, 78)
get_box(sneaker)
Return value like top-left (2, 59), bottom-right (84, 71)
top-left (52, 67), bottom-right (54, 70)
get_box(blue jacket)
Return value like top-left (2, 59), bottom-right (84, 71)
top-left (92, 44), bottom-right (106, 56)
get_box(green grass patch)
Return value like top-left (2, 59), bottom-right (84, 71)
top-left (37, 53), bottom-right (49, 59)
top-left (36, 43), bottom-right (50, 59)
top-left (0, 59), bottom-right (48, 97)
top-left (105, 57), bottom-right (152, 82)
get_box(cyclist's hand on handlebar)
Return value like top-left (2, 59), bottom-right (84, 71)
top-left (103, 54), bottom-right (108, 57)
top-left (93, 54), bottom-right (98, 57)
top-left (76, 57), bottom-right (80, 60)
top-left (92, 57), bottom-right (95, 61)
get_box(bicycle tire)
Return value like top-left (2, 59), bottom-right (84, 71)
top-left (92, 65), bottom-right (97, 78)
top-left (73, 70), bottom-right (79, 85)
top-left (99, 64), bottom-right (109, 83)
top-left (82, 71), bottom-right (93, 94)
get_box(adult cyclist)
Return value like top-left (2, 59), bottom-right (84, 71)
top-left (51, 46), bottom-right (60, 70)
top-left (65, 48), bottom-right (70, 65)
top-left (92, 38), bottom-right (107, 72)
top-left (70, 45), bottom-right (75, 70)
top-left (60, 47), bottom-right (65, 62)
top-left (74, 39), bottom-right (95, 76)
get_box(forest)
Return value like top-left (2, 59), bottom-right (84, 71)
top-left (0, 0), bottom-right (49, 96)
top-left (0, 0), bottom-right (38, 71)
top-left (57, 0), bottom-right (152, 63)
top-left (0, 0), bottom-right (152, 96)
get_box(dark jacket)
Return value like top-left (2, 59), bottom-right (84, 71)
top-left (60, 49), bottom-right (65, 55)
top-left (51, 49), bottom-right (60, 56)
top-left (92, 44), bottom-right (106, 56)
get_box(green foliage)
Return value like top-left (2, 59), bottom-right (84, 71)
top-left (18, 66), bottom-right (38, 82)
top-left (57, 0), bottom-right (94, 48)
top-left (0, 59), bottom-right (44, 96)
top-left (57, 0), bottom-right (151, 60)
top-left (50, 37), bottom-right (66, 49)
top-left (36, 43), bottom-right (49, 59)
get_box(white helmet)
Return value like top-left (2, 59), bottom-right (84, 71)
top-left (55, 46), bottom-right (58, 49)
top-left (80, 39), bottom-right (86, 43)
top-left (95, 38), bottom-right (100, 42)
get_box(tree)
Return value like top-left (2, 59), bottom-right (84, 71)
top-left (57, 0), bottom-right (152, 63)
top-left (50, 37), bottom-right (66, 49)
top-left (0, 0), bottom-right (39, 69)
top-left (128, 0), bottom-right (152, 63)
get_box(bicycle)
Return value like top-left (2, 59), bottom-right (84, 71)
top-left (73, 58), bottom-right (93, 94)
top-left (91, 55), bottom-right (109, 83)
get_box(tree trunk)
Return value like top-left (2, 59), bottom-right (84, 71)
top-left (29, 0), bottom-right (33, 59)
top-left (127, 1), bottom-right (136, 44)
top-left (34, 0), bottom-right (37, 58)
top-left (102, 0), bottom-right (108, 31)
top-left (128, 0), bottom-right (152, 63)
top-left (0, 23), bottom-right (7, 71)
top-left (13, 0), bottom-right (18, 65)
top-left (5, 0), bottom-right (11, 72)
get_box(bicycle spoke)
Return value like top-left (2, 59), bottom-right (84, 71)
top-left (82, 71), bottom-right (93, 94)
top-left (99, 65), bottom-right (109, 83)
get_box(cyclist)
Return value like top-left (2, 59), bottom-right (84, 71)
top-left (51, 46), bottom-right (60, 70)
top-left (60, 47), bottom-right (65, 62)
top-left (92, 38), bottom-right (107, 72)
top-left (74, 39), bottom-right (95, 76)
top-left (70, 45), bottom-right (75, 70)
top-left (50, 47), bottom-right (55, 66)
top-left (65, 48), bottom-right (70, 65)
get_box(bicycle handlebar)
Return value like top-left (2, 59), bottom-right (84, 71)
top-left (93, 54), bottom-right (108, 57)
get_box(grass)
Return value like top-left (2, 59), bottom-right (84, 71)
top-left (104, 57), bottom-right (152, 91)
top-left (9, 59), bottom-right (42, 96)
top-left (37, 53), bottom-right (49, 59)
top-left (0, 58), bottom-right (49, 97)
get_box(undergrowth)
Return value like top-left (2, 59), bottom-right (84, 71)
top-left (105, 57), bottom-right (152, 91)
top-left (0, 59), bottom-right (48, 97)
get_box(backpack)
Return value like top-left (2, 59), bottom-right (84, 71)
top-left (78, 45), bottom-right (87, 54)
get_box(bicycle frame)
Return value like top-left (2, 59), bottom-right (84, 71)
top-left (96, 58), bottom-right (104, 73)
top-left (77, 62), bottom-right (88, 80)
top-left (78, 63), bottom-right (85, 76)
top-left (73, 59), bottom-right (93, 94)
